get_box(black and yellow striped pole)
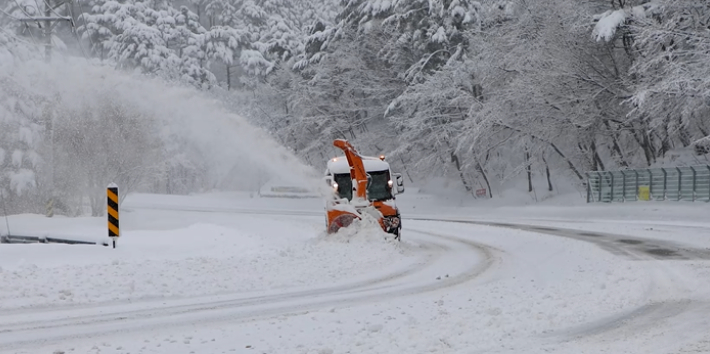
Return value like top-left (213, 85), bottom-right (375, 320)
top-left (46, 198), bottom-right (54, 218)
top-left (107, 183), bottom-right (119, 248)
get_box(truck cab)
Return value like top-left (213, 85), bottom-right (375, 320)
top-left (324, 147), bottom-right (405, 239)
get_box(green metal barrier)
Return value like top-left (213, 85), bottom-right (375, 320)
top-left (587, 165), bottom-right (710, 203)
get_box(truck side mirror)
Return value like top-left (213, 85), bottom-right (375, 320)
top-left (392, 173), bottom-right (405, 194)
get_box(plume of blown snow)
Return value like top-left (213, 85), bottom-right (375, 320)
top-left (1, 56), bottom-right (322, 192)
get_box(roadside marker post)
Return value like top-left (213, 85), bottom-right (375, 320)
top-left (107, 183), bottom-right (119, 248)
top-left (46, 198), bottom-right (54, 217)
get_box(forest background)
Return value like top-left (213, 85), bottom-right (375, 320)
top-left (1, 0), bottom-right (709, 215)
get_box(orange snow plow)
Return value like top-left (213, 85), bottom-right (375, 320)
top-left (324, 139), bottom-right (405, 239)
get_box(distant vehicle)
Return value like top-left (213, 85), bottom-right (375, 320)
top-left (258, 178), bottom-right (319, 198)
top-left (323, 139), bottom-right (405, 239)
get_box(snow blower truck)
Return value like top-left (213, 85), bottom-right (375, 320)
top-left (324, 139), bottom-right (405, 239)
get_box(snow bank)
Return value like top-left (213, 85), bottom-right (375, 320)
top-left (315, 215), bottom-right (394, 244)
top-left (0, 194), bottom-right (418, 310)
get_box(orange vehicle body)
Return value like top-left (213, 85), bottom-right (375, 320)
top-left (324, 139), bottom-right (403, 239)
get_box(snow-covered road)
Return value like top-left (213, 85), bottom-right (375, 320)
top-left (0, 227), bottom-right (494, 351)
top-left (1, 193), bottom-right (710, 353)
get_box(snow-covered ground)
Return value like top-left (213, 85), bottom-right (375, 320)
top-left (1, 190), bottom-right (710, 353)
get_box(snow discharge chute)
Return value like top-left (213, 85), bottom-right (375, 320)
top-left (333, 139), bottom-right (369, 203)
top-left (324, 139), bottom-right (405, 239)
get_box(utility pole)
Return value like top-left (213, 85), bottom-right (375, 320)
top-left (13, 1), bottom-right (73, 216)
top-left (15, 0), bottom-right (73, 62)
top-left (45, 1), bottom-right (52, 61)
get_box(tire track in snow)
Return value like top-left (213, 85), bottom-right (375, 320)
top-left (0, 238), bottom-right (442, 337)
top-left (408, 216), bottom-right (710, 261)
top-left (0, 227), bottom-right (497, 351)
top-left (410, 217), bottom-right (710, 350)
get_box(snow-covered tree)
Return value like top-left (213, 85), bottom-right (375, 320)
top-left (386, 57), bottom-right (482, 193)
top-left (188, 0), bottom-right (211, 23)
top-left (171, 6), bottom-right (216, 88)
top-left (52, 98), bottom-right (161, 215)
top-left (79, 0), bottom-right (131, 60)
top-left (336, 0), bottom-right (483, 80)
top-left (281, 25), bottom-right (404, 161)
top-left (624, 1), bottom-right (710, 158)
top-left (0, 79), bottom-right (46, 213)
top-left (256, 0), bottom-right (337, 63)
top-left (7, 0), bottom-right (710, 203)
top-left (461, 0), bottom-right (633, 186)
top-left (81, 0), bottom-right (216, 86)
top-left (204, 0), bottom-right (240, 27)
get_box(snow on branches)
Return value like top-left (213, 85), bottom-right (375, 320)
top-left (621, 1), bottom-right (710, 157)
top-left (592, 2), bottom-right (660, 42)
top-left (78, 0), bottom-right (288, 88)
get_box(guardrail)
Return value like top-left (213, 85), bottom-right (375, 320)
top-left (0, 234), bottom-right (107, 245)
top-left (587, 165), bottom-right (710, 203)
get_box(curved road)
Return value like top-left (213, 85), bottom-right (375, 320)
top-left (0, 226), bottom-right (495, 351)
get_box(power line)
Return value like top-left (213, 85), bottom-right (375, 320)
top-left (12, 0), bottom-right (35, 18)
top-left (0, 7), bottom-right (23, 20)
top-left (11, 0), bottom-right (45, 49)
top-left (8, 0), bottom-right (72, 61)
top-left (24, 23), bottom-right (41, 47)
top-left (75, 0), bottom-right (88, 32)
top-left (5, 2), bottom-right (43, 48)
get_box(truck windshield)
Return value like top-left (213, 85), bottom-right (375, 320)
top-left (333, 171), bottom-right (392, 201)
top-left (333, 173), bottom-right (353, 201)
top-left (367, 170), bottom-right (392, 201)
